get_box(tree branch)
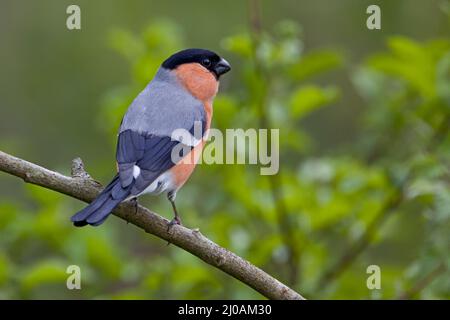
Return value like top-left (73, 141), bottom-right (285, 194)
top-left (0, 150), bottom-right (305, 300)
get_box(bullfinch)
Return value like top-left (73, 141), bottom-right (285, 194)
top-left (71, 49), bottom-right (231, 227)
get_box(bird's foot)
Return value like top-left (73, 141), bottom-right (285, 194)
top-left (167, 215), bottom-right (182, 232)
top-left (130, 197), bottom-right (139, 214)
top-left (166, 216), bottom-right (182, 246)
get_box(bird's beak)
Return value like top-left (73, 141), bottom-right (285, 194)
top-left (214, 58), bottom-right (231, 78)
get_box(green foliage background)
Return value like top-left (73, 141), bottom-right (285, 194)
top-left (0, 0), bottom-right (449, 299)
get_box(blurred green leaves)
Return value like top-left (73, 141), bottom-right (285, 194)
top-left (20, 260), bottom-right (68, 295)
top-left (100, 20), bottom-right (185, 136)
top-left (109, 20), bottom-right (183, 84)
top-left (0, 16), bottom-right (448, 300)
top-left (367, 36), bottom-right (450, 99)
top-left (348, 34), bottom-right (450, 300)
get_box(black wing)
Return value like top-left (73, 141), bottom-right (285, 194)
top-left (116, 129), bottom-right (194, 196)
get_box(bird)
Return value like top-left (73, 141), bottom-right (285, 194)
top-left (71, 48), bottom-right (231, 227)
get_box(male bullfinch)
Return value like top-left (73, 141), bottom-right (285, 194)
top-left (71, 49), bottom-right (231, 227)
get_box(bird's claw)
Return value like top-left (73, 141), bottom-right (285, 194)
top-left (166, 216), bottom-right (183, 246)
top-left (130, 197), bottom-right (139, 214)
top-left (167, 216), bottom-right (182, 232)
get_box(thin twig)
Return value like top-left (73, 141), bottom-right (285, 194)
top-left (315, 189), bottom-right (403, 291)
top-left (397, 262), bottom-right (447, 300)
top-left (315, 113), bottom-right (450, 291)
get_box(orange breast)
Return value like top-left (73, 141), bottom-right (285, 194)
top-left (170, 140), bottom-right (205, 188)
top-left (168, 63), bottom-right (218, 190)
top-left (174, 63), bottom-right (218, 102)
top-left (170, 99), bottom-right (213, 189)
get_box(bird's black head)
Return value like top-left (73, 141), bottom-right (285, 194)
top-left (162, 48), bottom-right (231, 79)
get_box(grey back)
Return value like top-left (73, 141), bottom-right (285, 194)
top-left (120, 67), bottom-right (206, 137)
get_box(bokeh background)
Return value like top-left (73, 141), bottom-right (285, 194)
top-left (0, 0), bottom-right (449, 299)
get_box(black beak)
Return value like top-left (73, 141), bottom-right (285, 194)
top-left (214, 58), bottom-right (231, 78)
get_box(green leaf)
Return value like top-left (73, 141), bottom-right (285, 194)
top-left (0, 202), bottom-right (18, 230)
top-left (222, 34), bottom-right (253, 58)
top-left (109, 29), bottom-right (145, 62)
top-left (367, 36), bottom-right (439, 98)
top-left (0, 254), bottom-right (10, 285)
top-left (289, 85), bottom-right (339, 119)
top-left (387, 36), bottom-right (429, 64)
top-left (289, 50), bottom-right (343, 81)
top-left (141, 20), bottom-right (183, 52)
top-left (21, 261), bottom-right (67, 293)
top-left (213, 95), bottom-right (239, 129)
top-left (86, 235), bottom-right (122, 279)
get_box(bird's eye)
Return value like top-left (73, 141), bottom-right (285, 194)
top-left (201, 58), bottom-right (211, 67)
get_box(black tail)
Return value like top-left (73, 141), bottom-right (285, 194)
top-left (71, 175), bottom-right (132, 227)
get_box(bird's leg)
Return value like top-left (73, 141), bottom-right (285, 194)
top-left (167, 191), bottom-right (182, 231)
top-left (130, 197), bottom-right (139, 214)
top-left (169, 200), bottom-right (182, 226)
